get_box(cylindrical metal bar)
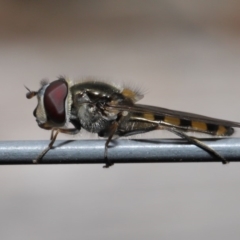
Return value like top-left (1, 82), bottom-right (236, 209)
top-left (0, 138), bottom-right (240, 164)
top-left (0, 138), bottom-right (239, 165)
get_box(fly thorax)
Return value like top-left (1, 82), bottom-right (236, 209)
top-left (77, 103), bottom-right (111, 133)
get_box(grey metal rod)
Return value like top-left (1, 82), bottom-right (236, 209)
top-left (0, 138), bottom-right (240, 165)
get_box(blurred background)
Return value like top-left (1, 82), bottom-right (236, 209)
top-left (1, 0), bottom-right (240, 239)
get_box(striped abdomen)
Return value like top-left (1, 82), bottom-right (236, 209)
top-left (131, 113), bottom-right (234, 136)
top-left (162, 116), bottom-right (234, 136)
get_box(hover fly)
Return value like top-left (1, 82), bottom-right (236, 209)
top-left (26, 77), bottom-right (240, 167)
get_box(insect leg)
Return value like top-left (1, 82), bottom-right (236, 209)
top-left (33, 129), bottom-right (60, 163)
top-left (103, 122), bottom-right (118, 168)
top-left (50, 129), bottom-right (56, 140)
top-left (166, 127), bottom-right (228, 164)
top-left (33, 127), bottom-right (81, 164)
top-left (103, 114), bottom-right (126, 168)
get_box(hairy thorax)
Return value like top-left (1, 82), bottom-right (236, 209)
top-left (77, 103), bottom-right (114, 133)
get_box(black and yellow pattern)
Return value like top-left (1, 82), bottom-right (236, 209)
top-left (129, 112), bottom-right (234, 136)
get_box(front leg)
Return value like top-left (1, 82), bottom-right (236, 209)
top-left (33, 126), bottom-right (81, 164)
top-left (33, 129), bottom-right (60, 163)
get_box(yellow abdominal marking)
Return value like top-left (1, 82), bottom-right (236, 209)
top-left (217, 126), bottom-right (227, 135)
top-left (143, 113), bottom-right (155, 121)
top-left (164, 116), bottom-right (180, 126)
top-left (191, 121), bottom-right (207, 131)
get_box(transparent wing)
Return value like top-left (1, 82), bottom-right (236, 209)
top-left (107, 103), bottom-right (240, 128)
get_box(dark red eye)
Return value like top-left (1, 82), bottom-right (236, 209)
top-left (44, 79), bottom-right (68, 124)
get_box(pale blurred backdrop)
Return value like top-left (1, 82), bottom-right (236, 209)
top-left (1, 1), bottom-right (240, 239)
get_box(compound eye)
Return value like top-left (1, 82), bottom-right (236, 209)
top-left (44, 79), bottom-right (68, 124)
